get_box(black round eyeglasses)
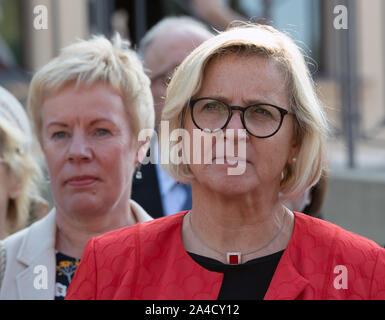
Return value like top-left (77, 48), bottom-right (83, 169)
top-left (188, 97), bottom-right (294, 138)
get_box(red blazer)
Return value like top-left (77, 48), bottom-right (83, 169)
top-left (66, 211), bottom-right (385, 300)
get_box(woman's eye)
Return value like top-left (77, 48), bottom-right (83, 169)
top-left (94, 129), bottom-right (110, 137)
top-left (202, 103), bottom-right (226, 114)
top-left (253, 108), bottom-right (272, 117)
top-left (203, 103), bottom-right (219, 110)
top-left (52, 132), bottom-right (68, 140)
top-left (256, 108), bottom-right (270, 114)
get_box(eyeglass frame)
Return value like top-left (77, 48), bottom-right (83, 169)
top-left (185, 97), bottom-right (295, 138)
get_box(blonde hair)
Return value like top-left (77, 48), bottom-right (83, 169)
top-left (0, 118), bottom-right (42, 235)
top-left (28, 33), bottom-right (154, 144)
top-left (161, 23), bottom-right (328, 199)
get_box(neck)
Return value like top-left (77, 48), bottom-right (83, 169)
top-left (55, 201), bottom-right (136, 259)
top-left (183, 183), bottom-right (294, 263)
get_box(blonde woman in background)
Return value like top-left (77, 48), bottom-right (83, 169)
top-left (0, 34), bottom-right (154, 300)
top-left (0, 86), bottom-right (44, 240)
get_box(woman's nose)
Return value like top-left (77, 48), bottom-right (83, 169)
top-left (225, 110), bottom-right (246, 134)
top-left (225, 109), bottom-right (248, 140)
top-left (226, 109), bottom-right (244, 130)
top-left (67, 132), bottom-right (92, 162)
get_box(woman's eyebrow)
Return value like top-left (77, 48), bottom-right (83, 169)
top-left (47, 119), bottom-right (116, 129)
top-left (200, 95), bottom-right (270, 106)
top-left (89, 118), bottom-right (115, 126)
top-left (47, 122), bottom-right (69, 129)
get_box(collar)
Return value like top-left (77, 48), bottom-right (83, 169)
top-left (264, 212), bottom-right (312, 299)
top-left (16, 208), bottom-right (57, 266)
top-left (16, 202), bottom-right (152, 265)
top-left (14, 209), bottom-right (57, 299)
top-left (169, 211), bottom-right (310, 300)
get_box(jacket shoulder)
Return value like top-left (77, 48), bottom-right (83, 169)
top-left (292, 212), bottom-right (385, 299)
top-left (294, 212), bottom-right (382, 253)
top-left (89, 212), bottom-right (186, 268)
top-left (71, 212), bottom-right (186, 299)
top-left (94, 212), bottom-right (186, 249)
top-left (0, 211), bottom-right (56, 299)
top-left (3, 225), bottom-right (30, 256)
top-left (0, 229), bottom-right (27, 298)
top-left (3, 210), bottom-right (56, 260)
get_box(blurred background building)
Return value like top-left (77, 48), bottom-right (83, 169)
top-left (0, 0), bottom-right (384, 244)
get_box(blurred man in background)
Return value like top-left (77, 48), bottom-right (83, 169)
top-left (131, 16), bottom-right (213, 218)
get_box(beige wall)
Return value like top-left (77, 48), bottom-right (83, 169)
top-left (356, 0), bottom-right (385, 132)
top-left (319, 0), bottom-right (385, 135)
top-left (22, 0), bottom-right (55, 71)
top-left (22, 0), bottom-right (89, 71)
top-left (53, 0), bottom-right (89, 50)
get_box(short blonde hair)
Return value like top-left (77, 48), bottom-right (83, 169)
top-left (28, 34), bottom-right (154, 144)
top-left (161, 23), bottom-right (328, 199)
top-left (0, 118), bottom-right (42, 235)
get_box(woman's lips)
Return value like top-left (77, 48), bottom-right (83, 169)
top-left (66, 176), bottom-right (99, 187)
top-left (213, 157), bottom-right (247, 165)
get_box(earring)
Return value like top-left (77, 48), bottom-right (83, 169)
top-left (135, 165), bottom-right (142, 180)
top-left (292, 157), bottom-right (297, 163)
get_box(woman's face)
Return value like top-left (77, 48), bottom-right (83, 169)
top-left (41, 82), bottom-right (138, 218)
top-left (184, 54), bottom-right (298, 195)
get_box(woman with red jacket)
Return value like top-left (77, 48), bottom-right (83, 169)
top-left (67, 23), bottom-right (385, 300)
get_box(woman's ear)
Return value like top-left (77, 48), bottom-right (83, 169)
top-left (135, 136), bottom-right (150, 165)
top-left (288, 133), bottom-right (301, 166)
top-left (288, 147), bottom-right (299, 166)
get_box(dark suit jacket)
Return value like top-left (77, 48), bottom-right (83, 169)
top-left (131, 163), bottom-right (164, 219)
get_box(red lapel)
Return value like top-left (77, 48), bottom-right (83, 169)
top-left (264, 212), bottom-right (311, 300)
top-left (264, 250), bottom-right (310, 299)
top-left (135, 212), bottom-right (224, 299)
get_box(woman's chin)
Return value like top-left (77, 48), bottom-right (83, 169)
top-left (205, 174), bottom-right (258, 196)
top-left (219, 182), bottom-right (256, 196)
top-left (61, 197), bottom-right (106, 217)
